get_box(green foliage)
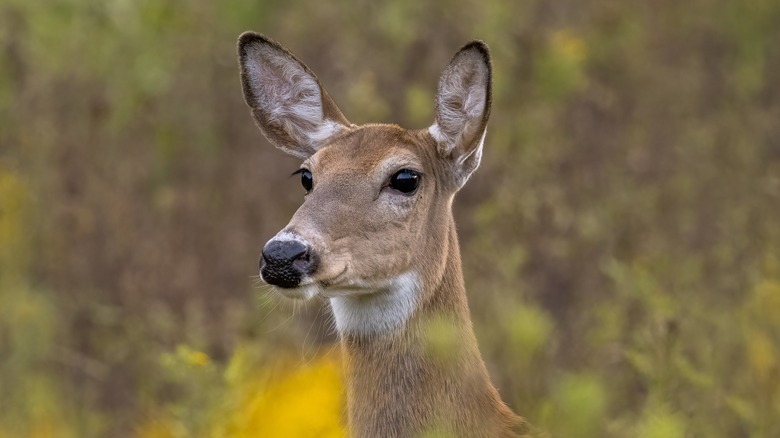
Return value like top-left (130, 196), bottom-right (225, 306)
top-left (2, 0), bottom-right (780, 436)
top-left (506, 303), bottom-right (553, 360)
top-left (533, 31), bottom-right (587, 101)
top-left (544, 374), bottom-right (607, 438)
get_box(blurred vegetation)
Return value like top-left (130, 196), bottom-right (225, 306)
top-left (1, 0), bottom-right (779, 436)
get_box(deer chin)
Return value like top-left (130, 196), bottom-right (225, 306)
top-left (314, 263), bottom-right (411, 299)
top-left (327, 271), bottom-right (420, 335)
top-left (269, 281), bottom-right (322, 300)
top-left (269, 270), bottom-right (414, 303)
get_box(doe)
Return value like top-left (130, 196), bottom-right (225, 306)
top-left (238, 33), bottom-right (533, 438)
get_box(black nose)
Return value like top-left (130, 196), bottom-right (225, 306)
top-left (260, 239), bottom-right (317, 288)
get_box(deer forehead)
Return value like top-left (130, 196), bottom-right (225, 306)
top-left (306, 126), bottom-right (433, 176)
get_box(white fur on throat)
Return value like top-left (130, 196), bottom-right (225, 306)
top-left (330, 272), bottom-right (419, 336)
top-left (243, 45), bottom-right (341, 155)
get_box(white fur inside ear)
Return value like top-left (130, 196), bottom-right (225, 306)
top-left (431, 52), bottom-right (489, 157)
top-left (329, 272), bottom-right (419, 335)
top-left (243, 45), bottom-right (341, 153)
top-left (428, 122), bottom-right (448, 143)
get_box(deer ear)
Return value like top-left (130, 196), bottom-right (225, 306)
top-left (238, 32), bottom-right (351, 159)
top-left (429, 41), bottom-right (492, 188)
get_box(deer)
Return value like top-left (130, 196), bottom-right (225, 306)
top-left (238, 33), bottom-right (537, 438)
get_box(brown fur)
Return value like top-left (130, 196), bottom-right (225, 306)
top-left (237, 33), bottom-right (537, 437)
top-left (341, 210), bottom-right (529, 437)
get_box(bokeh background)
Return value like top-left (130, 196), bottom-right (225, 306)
top-left (2, 0), bottom-right (780, 437)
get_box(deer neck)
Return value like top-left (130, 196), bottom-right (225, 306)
top-left (331, 217), bottom-right (523, 437)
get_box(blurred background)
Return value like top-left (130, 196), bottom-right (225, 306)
top-left (1, 0), bottom-right (779, 437)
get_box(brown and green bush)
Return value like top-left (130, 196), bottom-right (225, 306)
top-left (1, 0), bottom-right (779, 436)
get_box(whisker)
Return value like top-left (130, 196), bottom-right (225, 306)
top-left (300, 304), bottom-right (319, 366)
top-left (263, 299), bottom-right (296, 333)
top-left (253, 289), bottom-right (284, 330)
top-left (324, 337), bottom-right (340, 359)
top-left (321, 299), bottom-right (338, 336)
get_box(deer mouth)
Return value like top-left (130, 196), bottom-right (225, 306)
top-left (265, 263), bottom-right (349, 300)
top-left (318, 265), bottom-right (349, 289)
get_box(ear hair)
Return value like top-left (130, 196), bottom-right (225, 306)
top-left (429, 41), bottom-right (492, 188)
top-left (238, 32), bottom-right (350, 158)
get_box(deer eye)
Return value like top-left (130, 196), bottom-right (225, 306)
top-left (293, 169), bottom-right (313, 192)
top-left (389, 169), bottom-right (420, 195)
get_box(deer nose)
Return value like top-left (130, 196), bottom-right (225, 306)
top-left (260, 239), bottom-right (317, 288)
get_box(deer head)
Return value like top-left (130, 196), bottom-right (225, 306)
top-left (238, 33), bottom-right (491, 335)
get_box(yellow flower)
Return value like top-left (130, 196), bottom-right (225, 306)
top-left (215, 354), bottom-right (345, 438)
top-left (185, 350), bottom-right (211, 367)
